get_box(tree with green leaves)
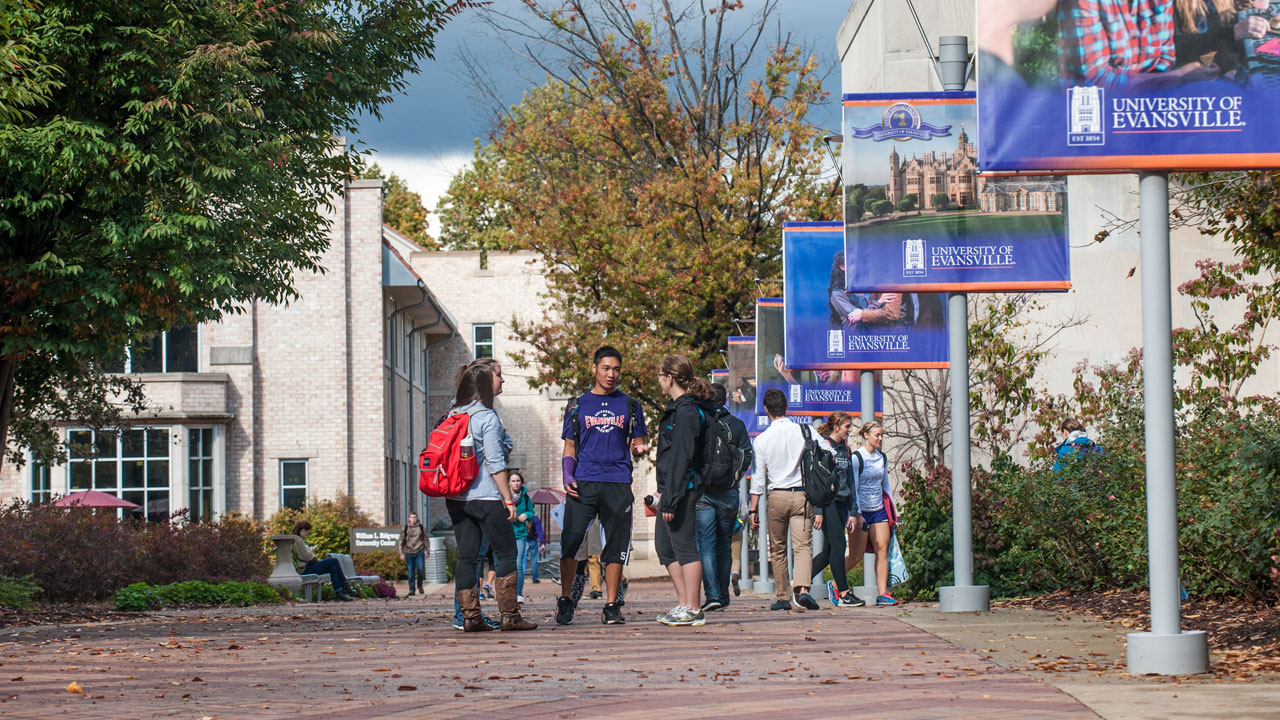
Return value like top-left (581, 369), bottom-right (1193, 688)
top-left (437, 0), bottom-right (837, 410)
top-left (1, 0), bottom-right (465, 469)
top-left (362, 163), bottom-right (435, 249)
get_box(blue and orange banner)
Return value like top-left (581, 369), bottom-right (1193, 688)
top-left (755, 298), bottom-right (883, 418)
top-left (842, 92), bottom-right (1071, 292)
top-left (783, 222), bottom-right (949, 370)
top-left (977, 3), bottom-right (1280, 171)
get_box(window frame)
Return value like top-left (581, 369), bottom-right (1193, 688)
top-left (188, 427), bottom-right (216, 523)
top-left (279, 459), bottom-right (309, 511)
top-left (110, 326), bottom-right (201, 374)
top-left (472, 323), bottom-right (495, 360)
top-left (67, 426), bottom-right (172, 522)
top-left (30, 462), bottom-right (52, 505)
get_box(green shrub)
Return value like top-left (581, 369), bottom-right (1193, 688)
top-left (265, 494), bottom-right (373, 557)
top-left (112, 580), bottom-right (283, 611)
top-left (0, 576), bottom-right (40, 609)
top-left (353, 550), bottom-right (408, 581)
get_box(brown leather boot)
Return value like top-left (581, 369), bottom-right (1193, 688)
top-left (456, 587), bottom-right (492, 632)
top-left (494, 573), bottom-right (537, 631)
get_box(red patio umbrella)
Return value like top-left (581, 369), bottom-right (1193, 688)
top-left (528, 487), bottom-right (566, 505)
top-left (53, 490), bottom-right (140, 509)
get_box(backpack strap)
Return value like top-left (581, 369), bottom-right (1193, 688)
top-left (567, 396), bottom-right (581, 448)
top-left (626, 396), bottom-right (640, 439)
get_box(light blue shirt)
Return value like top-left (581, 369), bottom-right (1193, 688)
top-left (451, 401), bottom-right (513, 502)
top-left (853, 448), bottom-right (889, 514)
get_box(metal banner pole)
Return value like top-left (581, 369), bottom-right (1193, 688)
top-left (937, 35), bottom-right (989, 613)
top-left (1125, 171), bottom-right (1208, 674)
top-left (738, 473), bottom-right (754, 593)
top-left (755, 481), bottom-right (773, 595)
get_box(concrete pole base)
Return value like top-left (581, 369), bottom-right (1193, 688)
top-left (739, 579), bottom-right (755, 594)
top-left (852, 587), bottom-right (879, 604)
top-left (939, 585), bottom-right (990, 612)
top-left (754, 580), bottom-right (775, 596)
top-left (1126, 630), bottom-right (1209, 675)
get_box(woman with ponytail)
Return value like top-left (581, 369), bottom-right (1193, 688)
top-left (653, 355), bottom-right (715, 626)
top-left (810, 411), bottom-right (865, 608)
top-left (446, 359), bottom-right (537, 632)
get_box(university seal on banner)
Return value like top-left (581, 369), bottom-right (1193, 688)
top-left (851, 102), bottom-right (951, 142)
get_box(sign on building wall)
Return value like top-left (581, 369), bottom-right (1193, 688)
top-left (977, 2), bottom-right (1280, 171)
top-left (350, 527), bottom-right (400, 554)
top-left (843, 92), bottom-right (1071, 291)
top-left (783, 221), bottom-right (949, 370)
top-left (755, 298), bottom-right (881, 419)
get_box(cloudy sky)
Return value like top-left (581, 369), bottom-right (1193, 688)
top-left (354, 1), bottom-right (855, 233)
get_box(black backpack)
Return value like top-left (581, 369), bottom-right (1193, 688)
top-left (799, 424), bottom-right (840, 507)
top-left (697, 406), bottom-right (745, 493)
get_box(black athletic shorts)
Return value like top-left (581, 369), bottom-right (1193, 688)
top-left (560, 482), bottom-right (633, 565)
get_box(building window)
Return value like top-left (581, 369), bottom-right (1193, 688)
top-left (31, 463), bottom-right (52, 505)
top-left (105, 326), bottom-right (199, 373)
top-left (189, 428), bottom-right (215, 523)
top-left (68, 427), bottom-right (171, 522)
top-left (473, 324), bottom-right (494, 359)
top-left (280, 460), bottom-right (308, 510)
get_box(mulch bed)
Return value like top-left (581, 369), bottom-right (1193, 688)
top-left (0, 604), bottom-right (130, 630)
top-left (997, 590), bottom-right (1280, 678)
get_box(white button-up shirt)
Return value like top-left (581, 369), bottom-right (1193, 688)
top-left (750, 417), bottom-right (806, 494)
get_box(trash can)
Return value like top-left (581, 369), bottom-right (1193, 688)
top-left (426, 536), bottom-right (448, 584)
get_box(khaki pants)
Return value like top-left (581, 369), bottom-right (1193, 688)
top-left (766, 490), bottom-right (813, 601)
top-left (730, 530), bottom-right (742, 575)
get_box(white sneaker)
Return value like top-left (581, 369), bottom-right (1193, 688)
top-left (657, 605), bottom-right (686, 626)
top-left (517, 595), bottom-right (526, 603)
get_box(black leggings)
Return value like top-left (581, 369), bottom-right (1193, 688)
top-left (810, 502), bottom-right (850, 593)
top-left (447, 499), bottom-right (517, 591)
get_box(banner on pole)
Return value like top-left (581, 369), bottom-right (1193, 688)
top-left (784, 221), bottom-right (949, 370)
top-left (842, 92), bottom-right (1070, 292)
top-left (756, 298), bottom-right (883, 418)
top-left (977, 2), bottom-right (1280, 172)
top-left (725, 337), bottom-right (767, 435)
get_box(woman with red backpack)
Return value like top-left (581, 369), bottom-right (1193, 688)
top-left (446, 360), bottom-right (537, 632)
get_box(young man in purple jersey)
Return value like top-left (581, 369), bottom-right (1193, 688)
top-left (557, 346), bottom-right (648, 625)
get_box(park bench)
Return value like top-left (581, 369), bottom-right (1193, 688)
top-left (267, 534), bottom-right (322, 601)
top-left (330, 552), bottom-right (381, 589)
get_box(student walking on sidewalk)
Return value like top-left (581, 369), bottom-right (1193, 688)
top-left (398, 512), bottom-right (428, 597)
top-left (810, 412), bottom-right (865, 608)
top-left (749, 388), bottom-right (821, 612)
top-left (557, 346), bottom-right (648, 626)
top-left (508, 471), bottom-right (535, 603)
top-left (447, 360), bottom-right (537, 632)
top-left (653, 355), bottom-right (715, 626)
top-left (695, 382), bottom-right (753, 612)
top-left (854, 421), bottom-right (897, 607)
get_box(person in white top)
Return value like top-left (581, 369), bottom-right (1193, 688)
top-left (748, 388), bottom-right (820, 611)
top-left (852, 421), bottom-right (897, 606)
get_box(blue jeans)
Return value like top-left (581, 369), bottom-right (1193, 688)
top-left (404, 551), bottom-right (425, 591)
top-left (303, 558), bottom-right (349, 597)
top-left (515, 536), bottom-right (529, 596)
top-left (524, 540), bottom-right (539, 581)
top-left (695, 488), bottom-right (738, 604)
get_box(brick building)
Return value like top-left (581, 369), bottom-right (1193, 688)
top-left (0, 181), bottom-right (659, 554)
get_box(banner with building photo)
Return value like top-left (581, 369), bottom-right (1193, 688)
top-left (843, 92), bottom-right (1071, 291)
top-left (977, 1), bottom-right (1280, 171)
top-left (725, 337), bottom-right (767, 436)
top-left (783, 221), bottom-right (949, 370)
top-left (755, 298), bottom-right (881, 419)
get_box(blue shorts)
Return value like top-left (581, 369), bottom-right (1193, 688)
top-left (861, 508), bottom-right (889, 526)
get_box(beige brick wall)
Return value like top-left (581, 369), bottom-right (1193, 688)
top-left (411, 251), bottom-right (659, 552)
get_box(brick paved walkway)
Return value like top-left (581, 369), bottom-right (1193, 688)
top-left (0, 581), bottom-right (1096, 719)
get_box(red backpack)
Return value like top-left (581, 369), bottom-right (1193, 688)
top-left (419, 413), bottom-right (480, 497)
